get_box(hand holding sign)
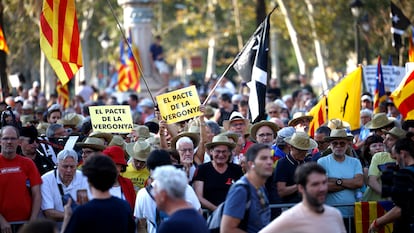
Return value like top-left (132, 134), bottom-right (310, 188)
top-left (156, 86), bottom-right (202, 124)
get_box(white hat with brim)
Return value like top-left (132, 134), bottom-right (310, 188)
top-left (288, 112), bottom-right (313, 127)
top-left (283, 132), bottom-right (317, 151)
top-left (324, 129), bottom-right (354, 142)
top-left (223, 112), bottom-right (250, 131)
top-left (205, 135), bottom-right (236, 150)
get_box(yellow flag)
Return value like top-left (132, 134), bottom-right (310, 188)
top-left (327, 67), bottom-right (362, 130)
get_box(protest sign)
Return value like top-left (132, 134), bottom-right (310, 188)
top-left (363, 65), bottom-right (405, 94)
top-left (156, 86), bottom-right (201, 124)
top-left (89, 105), bottom-right (133, 133)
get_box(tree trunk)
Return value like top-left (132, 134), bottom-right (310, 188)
top-left (276, 0), bottom-right (306, 75)
top-left (304, 0), bottom-right (328, 92)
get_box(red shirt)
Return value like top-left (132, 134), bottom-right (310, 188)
top-left (0, 155), bottom-right (42, 221)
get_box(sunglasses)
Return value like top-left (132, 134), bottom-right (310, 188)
top-left (331, 141), bottom-right (347, 147)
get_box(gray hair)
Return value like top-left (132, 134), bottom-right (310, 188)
top-left (57, 149), bottom-right (78, 164)
top-left (360, 108), bottom-right (373, 117)
top-left (206, 120), bottom-right (221, 135)
top-left (152, 165), bottom-right (188, 199)
top-left (176, 136), bottom-right (193, 148)
top-left (46, 123), bottom-right (64, 138)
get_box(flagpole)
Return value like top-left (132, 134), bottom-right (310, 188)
top-left (202, 5), bottom-right (278, 106)
top-left (106, 0), bottom-right (156, 105)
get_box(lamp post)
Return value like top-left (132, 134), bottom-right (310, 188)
top-left (360, 14), bottom-right (370, 65)
top-left (350, 0), bottom-right (364, 65)
top-left (98, 31), bottom-right (111, 90)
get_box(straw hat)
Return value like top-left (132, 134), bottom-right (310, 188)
top-left (89, 131), bottom-right (113, 144)
top-left (223, 112), bottom-right (250, 130)
top-left (126, 140), bottom-right (151, 161)
top-left (205, 135), bottom-right (236, 150)
top-left (250, 120), bottom-right (280, 141)
top-left (324, 129), bottom-right (354, 142)
top-left (382, 127), bottom-right (407, 139)
top-left (102, 146), bottom-right (127, 166)
top-left (326, 119), bottom-right (350, 130)
top-left (75, 137), bottom-right (106, 151)
top-left (218, 132), bottom-right (239, 143)
top-left (284, 132), bottom-right (317, 150)
top-left (134, 125), bottom-right (151, 140)
top-left (288, 112), bottom-right (313, 127)
top-left (365, 113), bottom-right (394, 130)
top-left (170, 125), bottom-right (200, 149)
top-left (36, 122), bottom-right (50, 136)
top-left (57, 113), bottom-right (84, 127)
top-left (108, 135), bottom-right (126, 149)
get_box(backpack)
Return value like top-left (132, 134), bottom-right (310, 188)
top-left (207, 180), bottom-right (251, 233)
top-left (146, 185), bottom-right (169, 229)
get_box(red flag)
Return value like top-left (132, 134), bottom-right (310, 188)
top-left (40, 0), bottom-right (83, 86)
top-left (0, 25), bottom-right (9, 54)
top-left (391, 70), bottom-right (414, 120)
top-left (308, 96), bottom-right (327, 137)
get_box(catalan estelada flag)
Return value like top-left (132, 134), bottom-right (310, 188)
top-left (373, 56), bottom-right (387, 113)
top-left (40, 0), bottom-right (83, 86)
top-left (354, 201), bottom-right (394, 233)
top-left (327, 67), bottom-right (362, 130)
top-left (308, 95), bottom-right (327, 137)
top-left (391, 70), bottom-right (414, 120)
top-left (56, 80), bottom-right (69, 109)
top-left (409, 27), bottom-right (414, 62)
top-left (117, 40), bottom-right (141, 92)
top-left (0, 25), bottom-right (9, 54)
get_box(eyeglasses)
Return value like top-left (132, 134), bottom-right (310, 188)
top-left (1, 137), bottom-right (18, 142)
top-left (257, 133), bottom-right (274, 138)
top-left (178, 148), bottom-right (193, 153)
top-left (331, 141), bottom-right (347, 147)
top-left (230, 122), bottom-right (245, 128)
top-left (316, 140), bottom-right (327, 145)
top-left (268, 111), bottom-right (278, 114)
top-left (82, 150), bottom-right (95, 154)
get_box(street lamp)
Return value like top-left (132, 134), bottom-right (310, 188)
top-left (98, 31), bottom-right (111, 90)
top-left (350, 0), bottom-right (364, 65)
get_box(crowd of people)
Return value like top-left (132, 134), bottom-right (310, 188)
top-left (0, 76), bottom-right (414, 233)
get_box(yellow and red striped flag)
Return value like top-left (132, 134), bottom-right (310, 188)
top-left (56, 80), bottom-right (69, 109)
top-left (391, 70), bottom-right (414, 120)
top-left (40, 0), bottom-right (83, 86)
top-left (0, 25), bottom-right (9, 54)
top-left (354, 201), bottom-right (393, 233)
top-left (117, 40), bottom-right (141, 92)
top-left (409, 27), bottom-right (414, 62)
top-left (308, 95), bottom-right (327, 137)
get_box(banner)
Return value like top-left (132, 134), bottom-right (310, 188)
top-left (156, 86), bottom-right (201, 124)
top-left (89, 105), bottom-right (133, 133)
top-left (363, 65), bottom-right (405, 94)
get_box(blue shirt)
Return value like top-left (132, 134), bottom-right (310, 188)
top-left (223, 176), bottom-right (271, 233)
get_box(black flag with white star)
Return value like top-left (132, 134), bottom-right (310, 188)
top-left (391, 2), bottom-right (412, 50)
top-left (234, 15), bottom-right (270, 123)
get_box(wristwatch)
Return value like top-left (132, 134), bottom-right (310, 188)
top-left (336, 178), bottom-right (343, 186)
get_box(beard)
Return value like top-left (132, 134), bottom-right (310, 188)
top-left (304, 189), bottom-right (325, 213)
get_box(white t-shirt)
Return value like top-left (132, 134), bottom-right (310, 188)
top-left (134, 183), bottom-right (201, 233)
top-left (41, 169), bottom-right (91, 212)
